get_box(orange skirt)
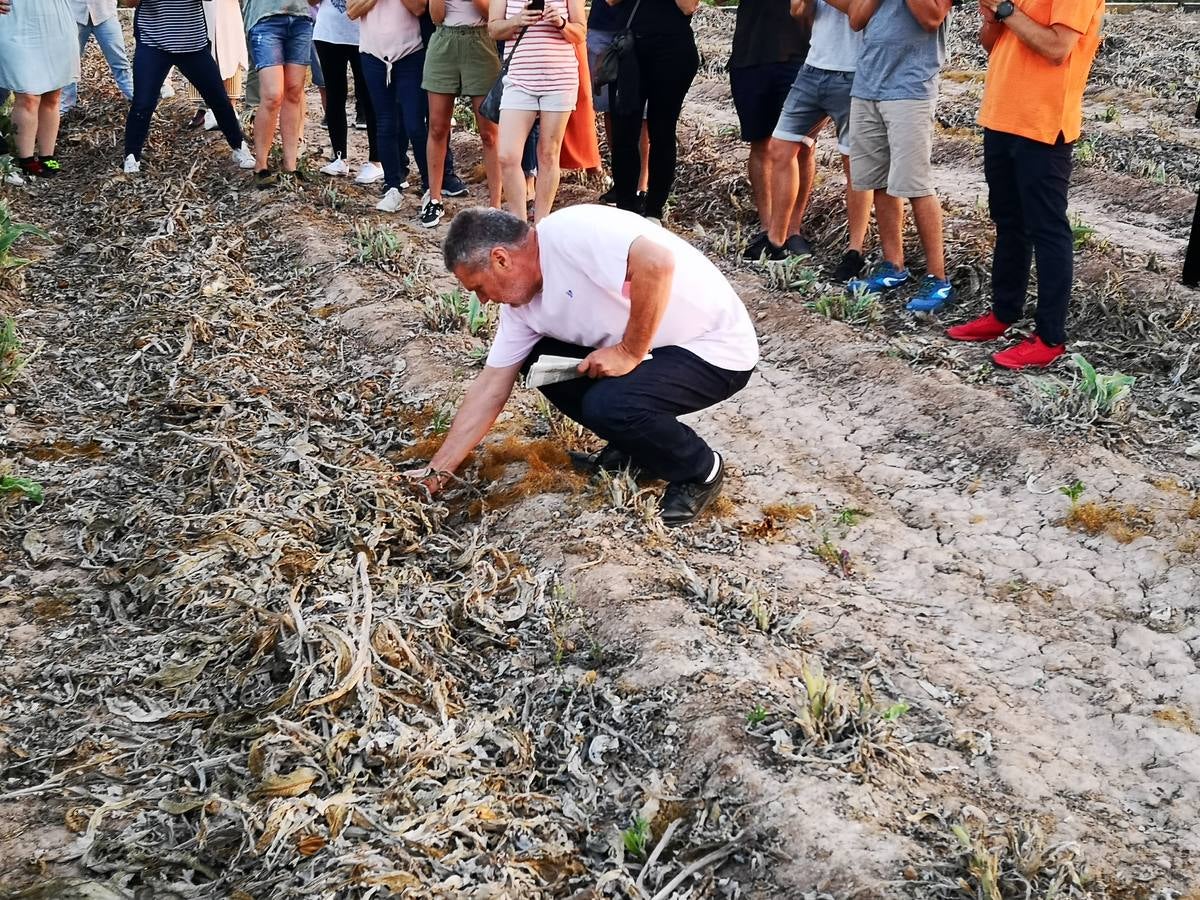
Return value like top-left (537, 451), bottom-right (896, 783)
top-left (560, 40), bottom-right (600, 171)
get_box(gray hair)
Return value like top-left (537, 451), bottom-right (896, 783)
top-left (442, 207), bottom-right (532, 272)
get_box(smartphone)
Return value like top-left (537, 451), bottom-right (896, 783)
top-left (527, 0), bottom-right (545, 10)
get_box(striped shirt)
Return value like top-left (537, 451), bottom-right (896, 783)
top-left (135, 0), bottom-right (210, 54)
top-left (503, 0), bottom-right (577, 94)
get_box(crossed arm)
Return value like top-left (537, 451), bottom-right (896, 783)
top-left (848, 0), bottom-right (951, 31)
top-left (978, 0), bottom-right (1083, 63)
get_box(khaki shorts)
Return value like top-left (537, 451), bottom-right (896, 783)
top-left (849, 97), bottom-right (937, 198)
top-left (422, 25), bottom-right (501, 97)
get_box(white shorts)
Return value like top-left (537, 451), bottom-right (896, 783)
top-left (499, 76), bottom-right (577, 113)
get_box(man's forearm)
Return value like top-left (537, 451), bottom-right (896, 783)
top-left (427, 366), bottom-right (519, 475)
top-left (1003, 11), bottom-right (1077, 64)
top-left (848, 0), bottom-right (881, 31)
top-left (619, 243), bottom-right (674, 358)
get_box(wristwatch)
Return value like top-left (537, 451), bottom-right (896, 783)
top-left (994, 0), bottom-right (1015, 21)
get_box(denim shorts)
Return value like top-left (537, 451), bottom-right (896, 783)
top-left (773, 64), bottom-right (855, 155)
top-left (248, 14), bottom-right (314, 70)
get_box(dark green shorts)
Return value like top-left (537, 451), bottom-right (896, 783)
top-left (422, 25), bottom-right (501, 97)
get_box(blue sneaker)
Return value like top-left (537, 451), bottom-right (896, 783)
top-left (846, 261), bottom-right (910, 295)
top-left (905, 275), bottom-right (955, 313)
top-left (443, 172), bottom-right (469, 197)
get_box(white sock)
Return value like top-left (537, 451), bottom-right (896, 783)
top-left (703, 452), bottom-right (721, 484)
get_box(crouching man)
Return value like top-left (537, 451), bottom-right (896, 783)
top-left (412, 204), bottom-right (760, 526)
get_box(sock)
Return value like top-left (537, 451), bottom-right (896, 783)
top-left (703, 452), bottom-right (721, 484)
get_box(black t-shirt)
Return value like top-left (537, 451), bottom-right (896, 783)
top-left (588, 0), bottom-right (631, 31)
top-left (623, 0), bottom-right (693, 35)
top-left (729, 0), bottom-right (810, 69)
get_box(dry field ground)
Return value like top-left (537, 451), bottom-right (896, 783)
top-left (1, 6), bottom-right (1199, 899)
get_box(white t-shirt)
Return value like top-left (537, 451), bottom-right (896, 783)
top-left (806, 0), bottom-right (862, 73)
top-left (486, 206), bottom-right (760, 373)
top-left (314, 0), bottom-right (360, 45)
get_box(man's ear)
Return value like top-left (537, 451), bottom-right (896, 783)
top-left (491, 246), bottom-right (509, 271)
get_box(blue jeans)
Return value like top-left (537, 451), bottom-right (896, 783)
top-left (360, 50), bottom-right (428, 191)
top-left (248, 14), bottom-right (313, 70)
top-left (125, 42), bottom-right (244, 159)
top-left (62, 16), bottom-right (135, 110)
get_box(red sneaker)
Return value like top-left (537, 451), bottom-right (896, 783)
top-left (946, 312), bottom-right (1010, 342)
top-left (17, 157), bottom-right (45, 178)
top-left (992, 335), bottom-right (1066, 370)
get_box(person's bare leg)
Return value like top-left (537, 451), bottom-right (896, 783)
top-left (470, 96), bottom-right (501, 208)
top-left (533, 110), bottom-right (571, 223)
top-left (255, 65), bottom-right (285, 170)
top-left (497, 108), bottom-right (537, 220)
top-left (426, 92), bottom-right (454, 201)
top-left (36, 91), bottom-right (62, 157)
top-left (787, 139), bottom-right (818, 237)
top-left (909, 193), bottom-right (946, 279)
top-left (874, 190), bottom-right (905, 269)
top-left (765, 137), bottom-right (799, 248)
top-left (843, 154), bottom-right (871, 253)
top-left (747, 138), bottom-right (772, 233)
top-left (280, 63), bottom-right (307, 171)
top-left (12, 93), bottom-right (40, 158)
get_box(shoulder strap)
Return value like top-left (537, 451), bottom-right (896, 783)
top-left (502, 25), bottom-right (530, 69)
top-left (623, 0), bottom-right (644, 29)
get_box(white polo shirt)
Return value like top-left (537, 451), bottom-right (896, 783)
top-left (486, 206), bottom-right (760, 373)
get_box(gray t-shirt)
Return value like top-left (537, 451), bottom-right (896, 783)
top-left (805, 0), bottom-right (861, 73)
top-left (850, 0), bottom-right (946, 101)
top-left (314, 0), bottom-right (359, 44)
top-left (243, 0), bottom-right (314, 33)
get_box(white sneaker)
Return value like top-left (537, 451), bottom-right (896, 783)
top-left (375, 187), bottom-right (403, 213)
top-left (321, 156), bottom-right (350, 177)
top-left (4, 170), bottom-right (24, 186)
top-left (355, 161), bottom-right (384, 185)
top-left (123, 154), bottom-right (140, 174)
top-left (203, 108), bottom-right (218, 131)
top-left (160, 80), bottom-right (175, 99)
top-left (232, 142), bottom-right (256, 169)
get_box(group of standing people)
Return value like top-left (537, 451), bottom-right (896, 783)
top-left (727, 0), bottom-right (1106, 368)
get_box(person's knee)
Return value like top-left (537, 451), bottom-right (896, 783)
top-left (477, 122), bottom-right (497, 149)
top-left (14, 93), bottom-right (39, 114)
top-left (497, 142), bottom-right (524, 170)
top-left (427, 118), bottom-right (451, 143)
top-left (283, 79), bottom-right (305, 103)
top-left (767, 137), bottom-right (798, 167)
top-left (580, 388), bottom-right (644, 434)
top-left (536, 140), bottom-right (561, 170)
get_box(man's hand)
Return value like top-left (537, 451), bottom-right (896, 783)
top-left (403, 466), bottom-right (451, 495)
top-left (0, 0), bottom-right (11, 15)
top-left (577, 344), bottom-right (642, 379)
top-left (676, 0), bottom-right (701, 14)
top-left (978, 0), bottom-right (997, 21)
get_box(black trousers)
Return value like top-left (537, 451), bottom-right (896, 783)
top-left (524, 338), bottom-right (752, 483)
top-left (610, 29), bottom-right (699, 220)
top-left (984, 128), bottom-right (1074, 346)
top-left (125, 42), bottom-right (244, 159)
top-left (314, 40), bottom-right (377, 161)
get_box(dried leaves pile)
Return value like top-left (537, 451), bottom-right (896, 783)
top-left (0, 101), bottom-right (760, 896)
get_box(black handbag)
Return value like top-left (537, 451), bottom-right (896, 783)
top-left (479, 26), bottom-right (530, 123)
top-left (588, 0), bottom-right (638, 91)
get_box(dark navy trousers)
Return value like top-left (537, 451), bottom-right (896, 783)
top-left (524, 338), bottom-right (752, 484)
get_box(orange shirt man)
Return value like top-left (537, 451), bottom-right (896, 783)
top-left (946, 0), bottom-right (1104, 369)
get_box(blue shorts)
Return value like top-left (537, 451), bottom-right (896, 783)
top-left (248, 14), bottom-right (314, 70)
top-left (774, 63), bottom-right (854, 156)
